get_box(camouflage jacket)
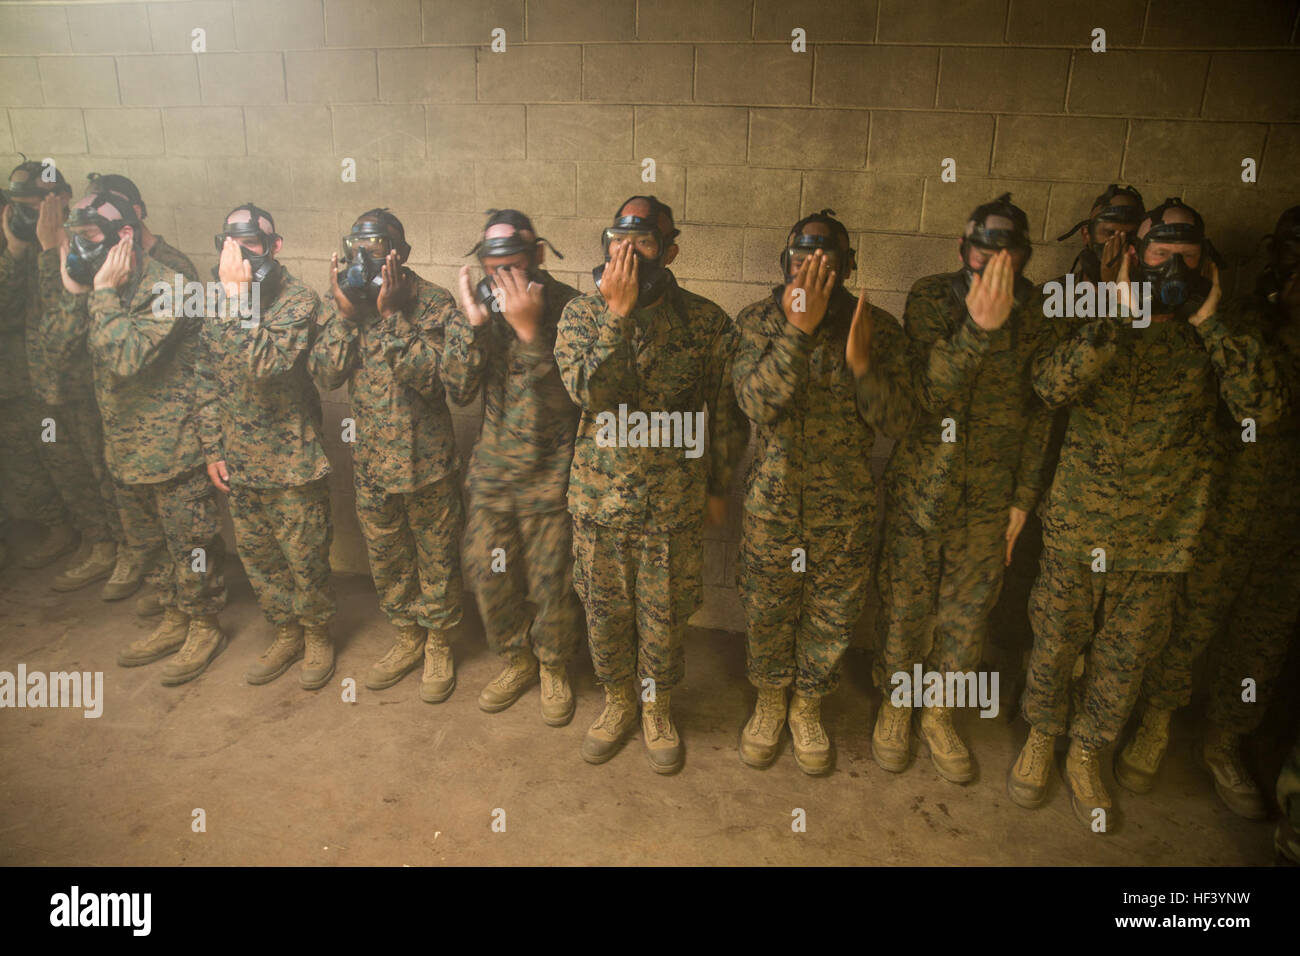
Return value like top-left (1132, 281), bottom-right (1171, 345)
top-left (1033, 304), bottom-right (1287, 572)
top-left (885, 271), bottom-right (1054, 532)
top-left (1201, 290), bottom-right (1300, 545)
top-left (87, 253), bottom-right (206, 485)
top-left (37, 238), bottom-right (200, 407)
top-left (309, 272), bottom-right (472, 494)
top-left (733, 285), bottom-right (912, 529)
top-left (555, 271), bottom-right (750, 534)
top-left (195, 268), bottom-right (331, 490)
top-left (0, 240), bottom-right (36, 400)
top-left (447, 270), bottom-right (582, 515)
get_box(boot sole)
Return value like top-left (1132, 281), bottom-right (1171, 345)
top-left (102, 579), bottom-right (145, 601)
top-left (1197, 748), bottom-right (1268, 820)
top-left (646, 748), bottom-right (684, 775)
top-left (1062, 762), bottom-right (1114, 832)
top-left (300, 661), bottom-right (336, 691)
top-left (582, 731), bottom-right (633, 765)
top-left (541, 703), bottom-right (575, 727)
top-left (1006, 762), bottom-right (1049, 810)
top-left (364, 660), bottom-right (422, 691)
top-left (478, 675), bottom-right (539, 713)
top-left (160, 633), bottom-right (229, 686)
top-left (1113, 755), bottom-right (1157, 795)
top-left (51, 568), bottom-right (114, 592)
top-left (117, 644), bottom-right (185, 667)
top-left (419, 676), bottom-right (456, 703)
top-left (246, 650), bottom-right (305, 686)
top-left (919, 739), bottom-right (975, 784)
top-left (872, 736), bottom-right (911, 773)
top-left (738, 734), bottom-right (780, 770)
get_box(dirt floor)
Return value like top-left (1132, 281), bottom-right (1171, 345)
top-left (0, 539), bottom-right (1283, 867)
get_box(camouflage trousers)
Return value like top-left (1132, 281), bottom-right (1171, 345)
top-left (738, 513), bottom-right (872, 698)
top-left (0, 392), bottom-right (66, 529)
top-left (987, 510), bottom-right (1043, 669)
top-left (571, 517), bottom-right (702, 692)
top-left (39, 395), bottom-right (122, 546)
top-left (115, 466), bottom-right (227, 617)
top-left (874, 511), bottom-right (1006, 688)
top-left (464, 503), bottom-right (581, 668)
top-left (228, 479), bottom-right (335, 628)
top-left (1022, 547), bottom-right (1177, 750)
top-left (1142, 529), bottom-right (1300, 735)
top-left (354, 471), bottom-right (464, 632)
top-left (1275, 728), bottom-right (1300, 865)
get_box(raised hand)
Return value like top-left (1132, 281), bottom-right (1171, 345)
top-left (217, 237), bottom-right (252, 302)
top-left (376, 250), bottom-right (411, 318)
top-left (845, 287), bottom-right (873, 378)
top-left (782, 249), bottom-right (836, 334)
top-left (1005, 506), bottom-right (1028, 566)
top-left (329, 252), bottom-right (358, 323)
top-left (496, 267), bottom-right (544, 344)
top-left (1098, 231), bottom-right (1127, 283)
top-left (599, 239), bottom-right (639, 319)
top-left (1189, 260), bottom-right (1222, 327)
top-left (92, 235), bottom-right (132, 291)
top-left (966, 249), bottom-right (1014, 331)
top-left (36, 194), bottom-right (67, 252)
top-left (457, 263), bottom-right (489, 327)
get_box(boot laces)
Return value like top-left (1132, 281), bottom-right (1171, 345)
top-left (107, 556), bottom-right (137, 583)
top-left (1207, 739), bottom-right (1249, 787)
top-left (793, 700), bottom-right (827, 746)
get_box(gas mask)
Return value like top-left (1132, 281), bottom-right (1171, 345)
top-left (955, 193), bottom-right (1034, 304)
top-left (63, 191), bottom-right (137, 286)
top-left (464, 209), bottom-right (562, 314)
top-left (592, 198), bottom-right (679, 309)
top-left (779, 209), bottom-right (853, 288)
top-left (212, 203), bottom-right (281, 302)
top-left (1258, 215), bottom-right (1300, 306)
top-left (8, 202), bottom-right (40, 242)
top-left (4, 159), bottom-right (70, 243)
top-left (1131, 198), bottom-right (1222, 315)
top-left (335, 214), bottom-right (409, 306)
top-left (1056, 185), bottom-right (1145, 280)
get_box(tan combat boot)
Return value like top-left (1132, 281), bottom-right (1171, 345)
top-left (21, 522), bottom-right (77, 569)
top-left (365, 624), bottom-right (426, 690)
top-left (1007, 727), bottom-right (1056, 809)
top-left (872, 699), bottom-right (912, 772)
top-left (101, 551), bottom-right (146, 601)
top-left (245, 622), bottom-right (304, 685)
top-left (919, 706), bottom-right (975, 784)
top-left (739, 686), bottom-right (787, 769)
top-left (478, 648), bottom-right (539, 713)
top-left (118, 607), bottom-right (191, 666)
top-left (1202, 725), bottom-right (1267, 820)
top-left (581, 680), bottom-right (638, 764)
top-left (419, 629), bottom-right (456, 703)
top-left (1064, 738), bottom-right (1113, 830)
top-left (1115, 705), bottom-right (1172, 794)
top-left (160, 614), bottom-right (228, 686)
top-left (135, 589), bottom-right (164, 617)
top-left (642, 689), bottom-right (684, 774)
top-left (539, 662), bottom-right (574, 727)
top-left (788, 692), bottom-right (832, 776)
top-left (52, 540), bottom-right (116, 592)
top-left (300, 623), bottom-right (335, 690)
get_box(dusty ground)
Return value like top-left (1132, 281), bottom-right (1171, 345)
top-left (0, 538), bottom-right (1284, 867)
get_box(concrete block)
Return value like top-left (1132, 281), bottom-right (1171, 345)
top-left (637, 0), bottom-right (753, 41)
top-left (1068, 51), bottom-right (1209, 118)
top-left (287, 50), bottom-right (377, 103)
top-left (1202, 52), bottom-right (1300, 122)
top-left (69, 3), bottom-right (152, 54)
top-left (878, 0), bottom-right (1008, 43)
top-left (378, 47), bottom-right (476, 102)
top-left (0, 6), bottom-right (71, 55)
top-left (685, 165), bottom-right (801, 225)
top-left (576, 161), bottom-right (686, 218)
top-left (582, 44), bottom-right (694, 103)
top-left (332, 104), bottom-right (427, 159)
top-left (324, 0), bottom-right (421, 47)
top-left (147, 2), bottom-right (237, 53)
top-left (421, 0), bottom-right (525, 44)
top-left (754, 0), bottom-right (877, 42)
top-left (869, 111), bottom-right (994, 176)
top-left (800, 170), bottom-right (923, 232)
top-left (921, 178), bottom-right (1051, 239)
top-left (0, 58), bottom-right (42, 106)
top-left (814, 45), bottom-right (939, 109)
top-left (527, 0), bottom-right (635, 41)
top-left (474, 160), bottom-right (576, 216)
top-left (198, 52), bottom-right (286, 106)
top-left (528, 105), bottom-right (633, 161)
top-left (696, 44), bottom-right (814, 106)
top-left (477, 44), bottom-right (581, 102)
top-left (83, 108), bottom-right (165, 156)
top-left (116, 54), bottom-right (202, 107)
top-left (635, 106), bottom-right (748, 164)
top-left (245, 105), bottom-right (334, 157)
top-left (938, 48), bottom-right (1070, 113)
top-left (161, 106), bottom-right (246, 157)
top-left (1124, 120), bottom-right (1268, 184)
top-left (992, 115), bottom-right (1127, 181)
top-left (38, 56), bottom-right (119, 106)
top-left (427, 105), bottom-right (525, 159)
top-left (749, 107), bottom-right (869, 169)
top-left (8, 108), bottom-right (86, 155)
top-left (232, 0), bottom-right (324, 51)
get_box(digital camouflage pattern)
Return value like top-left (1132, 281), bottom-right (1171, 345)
top-left (1023, 546), bottom-right (1177, 750)
top-left (464, 505), bottom-right (581, 666)
top-left (113, 465), bottom-right (226, 617)
top-left (195, 268), bottom-right (330, 489)
top-left (147, 236), bottom-right (196, 281)
top-left (1141, 290), bottom-right (1300, 734)
top-left (309, 272), bottom-right (472, 494)
top-left (554, 272), bottom-right (750, 534)
top-left (1276, 727), bottom-right (1300, 864)
top-left (0, 239), bottom-right (35, 399)
top-left (733, 286), bottom-right (912, 696)
top-left (354, 469), bottom-right (464, 633)
top-left (448, 270), bottom-right (583, 515)
top-left (571, 515), bottom-right (701, 691)
top-left (227, 479), bottom-right (333, 627)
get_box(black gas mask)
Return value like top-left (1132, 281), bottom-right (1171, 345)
top-left (780, 209), bottom-right (854, 287)
top-left (63, 191), bottom-right (138, 286)
top-left (1056, 184), bottom-right (1145, 279)
top-left (1131, 198), bottom-right (1223, 315)
top-left (1258, 211), bottom-right (1300, 306)
top-left (335, 211), bottom-right (409, 306)
top-left (593, 196), bottom-right (679, 309)
top-left (954, 193), bottom-right (1034, 304)
top-left (4, 158), bottom-right (70, 243)
top-left (212, 202), bottom-right (281, 302)
top-left (463, 208), bottom-right (562, 314)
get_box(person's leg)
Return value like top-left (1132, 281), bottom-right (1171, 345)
top-left (518, 509), bottom-right (583, 725)
top-left (466, 503), bottom-right (537, 712)
top-left (406, 473), bottom-right (466, 703)
top-left (0, 394), bottom-right (73, 567)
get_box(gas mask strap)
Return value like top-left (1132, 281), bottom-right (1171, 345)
top-left (1056, 219), bottom-right (1090, 243)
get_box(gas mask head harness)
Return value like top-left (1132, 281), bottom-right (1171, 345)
top-left (955, 192), bottom-right (1034, 303)
top-left (1258, 205), bottom-right (1300, 305)
top-left (463, 208), bottom-right (563, 313)
top-left (780, 208), bottom-right (854, 287)
top-left (336, 208), bottom-right (410, 305)
top-left (1132, 197), bottom-right (1223, 314)
top-left (86, 172), bottom-right (145, 219)
top-left (1055, 183), bottom-right (1145, 278)
top-left (213, 202), bottom-right (281, 299)
top-left (62, 189), bottom-right (139, 286)
top-left (593, 195), bottom-right (680, 308)
top-left (3, 155), bottom-right (71, 243)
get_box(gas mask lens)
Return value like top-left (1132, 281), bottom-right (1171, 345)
top-left (602, 227), bottom-right (662, 261)
top-left (342, 235), bottom-right (392, 260)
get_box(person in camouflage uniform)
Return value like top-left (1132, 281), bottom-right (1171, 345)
top-left (1011, 199), bottom-right (1287, 830)
top-left (732, 210), bottom-right (913, 775)
top-left (1276, 721), bottom-right (1300, 865)
top-left (872, 194), bottom-right (1054, 786)
top-left (309, 208), bottom-right (475, 703)
top-left (555, 196), bottom-right (750, 774)
top-left (0, 161), bottom-right (77, 572)
top-left (62, 190), bottom-right (229, 685)
top-left (196, 203), bottom-right (336, 691)
top-left (1118, 206), bottom-right (1300, 820)
top-left (987, 186), bottom-right (1145, 695)
top-left (447, 209), bottom-right (584, 726)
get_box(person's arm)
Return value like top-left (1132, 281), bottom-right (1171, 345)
top-left (240, 287), bottom-right (321, 382)
top-left (1011, 389), bottom-right (1053, 514)
top-left (905, 287), bottom-right (992, 413)
top-left (554, 296), bottom-right (638, 410)
top-left (307, 297), bottom-right (361, 392)
top-left (0, 243), bottom-right (32, 329)
top-left (1194, 304), bottom-right (1288, 428)
top-left (1031, 313), bottom-right (1120, 409)
top-left (380, 285), bottom-right (458, 401)
top-left (194, 320), bottom-right (225, 466)
top-left (86, 281), bottom-right (185, 382)
top-left (706, 313), bottom-right (751, 500)
top-left (855, 307), bottom-right (917, 440)
top-left (439, 299), bottom-right (491, 407)
top-left (731, 299), bottom-right (811, 426)
top-left (36, 248), bottom-right (90, 372)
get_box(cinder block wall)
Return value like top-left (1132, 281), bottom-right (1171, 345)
top-left (3, 0), bottom-right (1298, 631)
